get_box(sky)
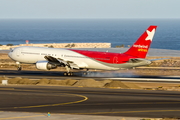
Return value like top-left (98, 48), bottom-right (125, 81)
top-left (0, 0), bottom-right (179, 19)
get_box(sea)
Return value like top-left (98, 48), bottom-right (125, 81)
top-left (0, 19), bottom-right (180, 50)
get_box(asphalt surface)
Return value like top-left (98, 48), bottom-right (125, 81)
top-left (1, 69), bottom-right (180, 83)
top-left (0, 85), bottom-right (180, 118)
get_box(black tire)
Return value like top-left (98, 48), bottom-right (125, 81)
top-left (64, 72), bottom-right (67, 76)
top-left (17, 67), bottom-right (21, 71)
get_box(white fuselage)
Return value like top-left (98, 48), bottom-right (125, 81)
top-left (9, 47), bottom-right (117, 70)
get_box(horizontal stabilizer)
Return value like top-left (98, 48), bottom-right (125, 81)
top-left (149, 58), bottom-right (170, 61)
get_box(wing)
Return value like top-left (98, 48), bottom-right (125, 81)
top-left (44, 56), bottom-right (59, 63)
top-left (57, 58), bottom-right (79, 69)
top-left (44, 56), bottom-right (79, 69)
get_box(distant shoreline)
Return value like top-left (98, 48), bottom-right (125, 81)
top-left (0, 43), bottom-right (111, 50)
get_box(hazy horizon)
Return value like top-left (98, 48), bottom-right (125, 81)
top-left (0, 0), bottom-right (179, 19)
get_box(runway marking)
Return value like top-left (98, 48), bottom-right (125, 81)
top-left (126, 102), bottom-right (180, 104)
top-left (64, 101), bottom-right (180, 106)
top-left (0, 88), bottom-right (88, 109)
top-left (2, 88), bottom-right (180, 100)
top-left (1, 86), bottom-right (180, 97)
top-left (0, 115), bottom-right (43, 120)
top-left (60, 109), bottom-right (180, 115)
top-left (14, 89), bottom-right (179, 98)
top-left (13, 94), bottom-right (88, 109)
top-left (1, 86), bottom-right (180, 117)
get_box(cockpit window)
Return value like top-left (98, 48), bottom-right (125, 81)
top-left (10, 48), bottom-right (14, 52)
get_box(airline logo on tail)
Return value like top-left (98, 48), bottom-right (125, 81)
top-left (133, 28), bottom-right (156, 50)
top-left (145, 28), bottom-right (156, 41)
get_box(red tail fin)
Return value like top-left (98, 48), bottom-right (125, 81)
top-left (124, 25), bottom-right (157, 58)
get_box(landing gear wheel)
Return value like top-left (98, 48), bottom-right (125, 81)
top-left (63, 72), bottom-right (73, 76)
top-left (83, 72), bottom-right (87, 75)
top-left (64, 72), bottom-right (67, 76)
top-left (82, 69), bottom-right (90, 76)
top-left (17, 67), bottom-right (22, 71)
top-left (68, 72), bottom-right (73, 76)
top-left (83, 71), bottom-right (91, 76)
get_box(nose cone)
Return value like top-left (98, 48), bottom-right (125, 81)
top-left (8, 48), bottom-right (16, 61)
top-left (8, 52), bottom-right (12, 59)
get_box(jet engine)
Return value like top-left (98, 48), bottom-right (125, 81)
top-left (36, 61), bottom-right (57, 70)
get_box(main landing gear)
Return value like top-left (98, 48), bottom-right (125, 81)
top-left (63, 72), bottom-right (73, 76)
top-left (63, 65), bottom-right (73, 76)
top-left (63, 68), bottom-right (90, 76)
top-left (81, 69), bottom-right (89, 76)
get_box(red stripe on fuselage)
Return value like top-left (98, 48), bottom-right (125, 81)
top-left (69, 49), bottom-right (136, 64)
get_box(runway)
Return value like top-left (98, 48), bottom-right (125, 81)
top-left (1, 69), bottom-right (180, 83)
top-left (0, 85), bottom-right (180, 118)
top-left (1, 69), bottom-right (180, 118)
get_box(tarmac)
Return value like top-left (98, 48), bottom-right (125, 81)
top-left (1, 84), bottom-right (180, 120)
top-left (0, 111), bottom-right (144, 120)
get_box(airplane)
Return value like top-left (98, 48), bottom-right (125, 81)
top-left (8, 25), bottom-right (157, 76)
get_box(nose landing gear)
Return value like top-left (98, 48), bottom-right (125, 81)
top-left (16, 62), bottom-right (22, 71)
